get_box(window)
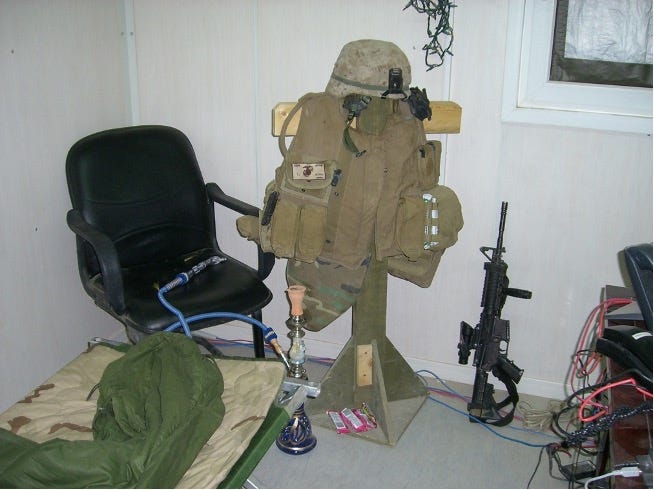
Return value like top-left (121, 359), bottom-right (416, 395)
top-left (502, 0), bottom-right (653, 134)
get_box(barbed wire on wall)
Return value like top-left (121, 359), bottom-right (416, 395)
top-left (403, 0), bottom-right (456, 71)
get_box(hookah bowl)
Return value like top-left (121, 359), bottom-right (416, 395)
top-left (275, 402), bottom-right (317, 455)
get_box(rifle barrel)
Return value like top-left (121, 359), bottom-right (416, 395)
top-left (494, 201), bottom-right (508, 258)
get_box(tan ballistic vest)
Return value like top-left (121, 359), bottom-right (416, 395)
top-left (237, 92), bottom-right (463, 330)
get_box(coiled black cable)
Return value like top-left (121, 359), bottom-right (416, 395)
top-left (403, 0), bottom-right (456, 70)
top-left (563, 401), bottom-right (653, 448)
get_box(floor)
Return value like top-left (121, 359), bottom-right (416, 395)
top-left (211, 336), bottom-right (581, 489)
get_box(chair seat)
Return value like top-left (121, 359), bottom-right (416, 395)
top-left (87, 250), bottom-right (273, 334)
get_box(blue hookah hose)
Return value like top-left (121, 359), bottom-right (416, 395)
top-left (164, 311), bottom-right (280, 345)
top-left (157, 255), bottom-right (223, 337)
top-left (158, 287), bottom-right (192, 337)
top-left (157, 256), bottom-right (290, 369)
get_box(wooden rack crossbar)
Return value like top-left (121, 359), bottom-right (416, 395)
top-left (272, 101), bottom-right (461, 136)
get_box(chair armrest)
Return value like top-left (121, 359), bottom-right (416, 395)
top-left (255, 248), bottom-right (276, 281)
top-left (206, 183), bottom-right (275, 280)
top-left (66, 209), bottom-right (126, 313)
top-left (207, 182), bottom-right (259, 217)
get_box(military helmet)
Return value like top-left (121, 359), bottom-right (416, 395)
top-left (325, 39), bottom-right (411, 99)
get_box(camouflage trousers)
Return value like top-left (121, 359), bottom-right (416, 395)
top-left (285, 255), bottom-right (370, 331)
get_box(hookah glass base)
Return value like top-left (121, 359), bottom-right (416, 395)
top-left (275, 403), bottom-right (317, 455)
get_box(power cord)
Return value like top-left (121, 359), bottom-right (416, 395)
top-left (527, 442), bottom-right (599, 488)
top-left (518, 399), bottom-right (576, 432)
top-left (583, 466), bottom-right (641, 488)
top-left (415, 370), bottom-right (554, 448)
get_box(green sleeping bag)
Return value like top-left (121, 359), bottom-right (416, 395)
top-left (0, 333), bottom-right (224, 488)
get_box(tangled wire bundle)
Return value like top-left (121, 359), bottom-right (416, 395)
top-left (404, 0), bottom-right (456, 70)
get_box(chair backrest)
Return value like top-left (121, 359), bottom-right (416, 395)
top-left (66, 125), bottom-right (218, 272)
top-left (624, 242), bottom-right (653, 332)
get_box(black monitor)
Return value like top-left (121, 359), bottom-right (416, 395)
top-left (623, 242), bottom-right (653, 332)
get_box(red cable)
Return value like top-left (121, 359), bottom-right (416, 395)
top-left (578, 377), bottom-right (653, 423)
top-left (569, 298), bottom-right (633, 400)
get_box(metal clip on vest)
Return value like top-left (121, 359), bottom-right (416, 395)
top-left (286, 285), bottom-right (308, 380)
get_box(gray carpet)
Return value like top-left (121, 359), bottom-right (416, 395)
top-left (229, 347), bottom-right (575, 489)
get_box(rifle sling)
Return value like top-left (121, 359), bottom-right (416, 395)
top-left (488, 363), bottom-right (519, 427)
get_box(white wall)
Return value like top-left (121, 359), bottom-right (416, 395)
top-left (0, 1), bottom-right (130, 412)
top-left (1, 0), bottom-right (651, 411)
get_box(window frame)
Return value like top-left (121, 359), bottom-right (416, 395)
top-left (501, 0), bottom-right (653, 134)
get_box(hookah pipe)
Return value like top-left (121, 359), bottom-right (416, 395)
top-left (158, 264), bottom-right (318, 455)
top-left (277, 285), bottom-right (321, 402)
top-left (276, 284), bottom-right (318, 455)
top-left (286, 285), bottom-right (308, 380)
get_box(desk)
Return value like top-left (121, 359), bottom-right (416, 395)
top-left (599, 286), bottom-right (652, 489)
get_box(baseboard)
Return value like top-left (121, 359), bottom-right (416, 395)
top-left (203, 323), bottom-right (567, 401)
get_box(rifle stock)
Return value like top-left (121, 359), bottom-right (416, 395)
top-left (457, 201), bottom-right (532, 425)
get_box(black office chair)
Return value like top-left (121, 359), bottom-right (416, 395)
top-left (623, 242), bottom-right (653, 332)
top-left (65, 125), bottom-right (275, 356)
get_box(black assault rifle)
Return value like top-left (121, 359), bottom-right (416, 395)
top-left (458, 201), bottom-right (532, 426)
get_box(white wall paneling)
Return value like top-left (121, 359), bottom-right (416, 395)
top-left (0, 0), bottom-right (131, 412)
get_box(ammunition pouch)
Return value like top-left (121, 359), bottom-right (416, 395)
top-left (387, 139), bottom-right (462, 287)
top-left (388, 185), bottom-right (463, 287)
top-left (266, 159), bottom-right (335, 261)
top-left (238, 93), bottom-right (343, 264)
